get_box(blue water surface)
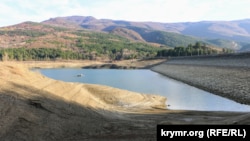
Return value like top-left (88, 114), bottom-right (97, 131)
top-left (37, 68), bottom-right (250, 112)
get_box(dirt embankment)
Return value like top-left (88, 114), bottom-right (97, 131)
top-left (1, 61), bottom-right (250, 141)
top-left (21, 59), bottom-right (167, 69)
top-left (152, 52), bottom-right (250, 105)
top-left (0, 62), bottom-right (166, 140)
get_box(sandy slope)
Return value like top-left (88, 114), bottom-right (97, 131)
top-left (1, 62), bottom-right (250, 141)
top-left (0, 62), bottom-right (166, 140)
top-left (0, 62), bottom-right (166, 111)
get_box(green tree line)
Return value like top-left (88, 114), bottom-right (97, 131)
top-left (156, 42), bottom-right (234, 57)
top-left (0, 46), bottom-right (159, 61)
top-left (0, 48), bottom-right (88, 61)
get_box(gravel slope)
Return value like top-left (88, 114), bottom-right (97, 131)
top-left (152, 52), bottom-right (250, 105)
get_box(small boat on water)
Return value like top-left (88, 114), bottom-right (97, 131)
top-left (76, 74), bottom-right (84, 77)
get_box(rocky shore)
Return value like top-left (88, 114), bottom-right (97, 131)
top-left (152, 52), bottom-right (250, 105)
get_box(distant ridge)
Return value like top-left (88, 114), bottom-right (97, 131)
top-left (42, 16), bottom-right (250, 38)
top-left (1, 15), bottom-right (250, 52)
top-left (42, 16), bottom-right (250, 50)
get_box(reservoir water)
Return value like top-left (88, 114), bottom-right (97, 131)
top-left (37, 68), bottom-right (250, 112)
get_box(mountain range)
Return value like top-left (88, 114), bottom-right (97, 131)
top-left (1, 15), bottom-right (250, 54)
top-left (43, 16), bottom-right (250, 51)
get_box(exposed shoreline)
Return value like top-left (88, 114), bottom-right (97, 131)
top-left (0, 62), bottom-right (167, 140)
top-left (152, 53), bottom-right (250, 105)
top-left (1, 59), bottom-right (250, 141)
top-left (20, 59), bottom-right (167, 69)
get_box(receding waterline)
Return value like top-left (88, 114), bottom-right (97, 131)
top-left (36, 68), bottom-right (250, 112)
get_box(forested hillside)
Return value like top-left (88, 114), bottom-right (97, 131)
top-left (0, 22), bottom-right (165, 61)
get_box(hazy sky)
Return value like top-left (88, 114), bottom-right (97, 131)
top-left (1, 0), bottom-right (250, 27)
